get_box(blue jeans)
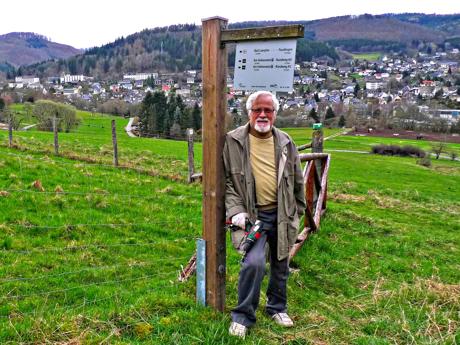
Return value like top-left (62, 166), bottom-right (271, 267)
top-left (231, 209), bottom-right (289, 327)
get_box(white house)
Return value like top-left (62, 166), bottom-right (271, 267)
top-left (61, 74), bottom-right (87, 83)
top-left (123, 72), bottom-right (158, 81)
top-left (15, 76), bottom-right (39, 85)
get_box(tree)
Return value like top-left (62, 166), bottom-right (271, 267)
top-left (33, 100), bottom-right (80, 132)
top-left (338, 115), bottom-right (346, 127)
top-left (354, 83), bottom-right (361, 97)
top-left (431, 142), bottom-right (446, 160)
top-left (309, 108), bottom-right (319, 122)
top-left (191, 102), bottom-right (202, 130)
top-left (231, 108), bottom-right (241, 129)
top-left (0, 98), bottom-right (5, 121)
top-left (325, 106), bottom-right (335, 120)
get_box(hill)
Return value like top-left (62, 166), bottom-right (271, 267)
top-left (12, 13), bottom-right (460, 79)
top-left (17, 23), bottom-right (338, 80)
top-left (306, 15), bottom-right (445, 43)
top-left (0, 32), bottom-right (81, 69)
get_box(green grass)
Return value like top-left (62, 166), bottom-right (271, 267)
top-left (351, 53), bottom-right (382, 61)
top-left (0, 110), bottom-right (459, 343)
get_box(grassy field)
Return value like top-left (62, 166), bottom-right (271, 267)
top-left (351, 53), bottom-right (382, 61)
top-left (0, 109), bottom-right (459, 344)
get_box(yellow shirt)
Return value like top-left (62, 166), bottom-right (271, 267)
top-left (249, 134), bottom-right (277, 208)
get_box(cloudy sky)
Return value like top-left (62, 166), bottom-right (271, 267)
top-left (1, 0), bottom-right (459, 48)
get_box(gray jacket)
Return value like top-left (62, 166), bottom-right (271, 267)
top-left (223, 124), bottom-right (306, 260)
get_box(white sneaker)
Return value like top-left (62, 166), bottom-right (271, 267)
top-left (272, 312), bottom-right (294, 327)
top-left (229, 321), bottom-right (247, 338)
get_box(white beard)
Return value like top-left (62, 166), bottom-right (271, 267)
top-left (254, 122), bottom-right (271, 133)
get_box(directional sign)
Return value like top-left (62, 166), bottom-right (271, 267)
top-left (233, 39), bottom-right (297, 92)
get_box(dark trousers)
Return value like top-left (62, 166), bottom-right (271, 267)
top-left (231, 209), bottom-right (289, 327)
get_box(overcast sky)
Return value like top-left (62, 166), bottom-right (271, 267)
top-left (1, 0), bottom-right (459, 49)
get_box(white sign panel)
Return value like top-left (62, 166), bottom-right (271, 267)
top-left (233, 39), bottom-right (297, 92)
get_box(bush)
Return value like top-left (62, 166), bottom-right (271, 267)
top-left (417, 156), bottom-right (432, 167)
top-left (371, 144), bottom-right (425, 158)
top-left (33, 100), bottom-right (80, 132)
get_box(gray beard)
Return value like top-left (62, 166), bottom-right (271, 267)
top-left (254, 123), bottom-right (271, 133)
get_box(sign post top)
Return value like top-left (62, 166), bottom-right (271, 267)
top-left (221, 24), bottom-right (304, 43)
top-left (201, 16), bottom-right (228, 23)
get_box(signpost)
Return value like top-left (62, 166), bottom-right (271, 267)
top-left (201, 18), bottom-right (304, 311)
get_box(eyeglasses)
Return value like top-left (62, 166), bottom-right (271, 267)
top-left (251, 108), bottom-right (275, 115)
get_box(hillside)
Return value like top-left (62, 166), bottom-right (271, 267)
top-left (0, 32), bottom-right (81, 68)
top-left (12, 13), bottom-right (460, 80)
top-left (389, 13), bottom-right (460, 37)
top-left (306, 15), bottom-right (445, 43)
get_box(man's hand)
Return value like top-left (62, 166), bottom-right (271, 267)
top-left (231, 212), bottom-right (248, 229)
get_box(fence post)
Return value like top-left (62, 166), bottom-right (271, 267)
top-left (111, 120), bottom-right (118, 167)
top-left (53, 115), bottom-right (59, 155)
top-left (187, 128), bottom-right (195, 183)
top-left (201, 16), bottom-right (228, 311)
top-left (312, 123), bottom-right (323, 206)
top-left (8, 114), bottom-right (13, 148)
top-left (312, 124), bottom-right (323, 153)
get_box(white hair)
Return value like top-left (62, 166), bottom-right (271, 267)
top-left (245, 91), bottom-right (280, 113)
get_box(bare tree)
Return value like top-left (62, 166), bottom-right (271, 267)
top-left (431, 142), bottom-right (447, 160)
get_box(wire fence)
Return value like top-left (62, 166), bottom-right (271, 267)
top-left (0, 117), bottom-right (201, 183)
top-left (0, 137), bottom-right (202, 331)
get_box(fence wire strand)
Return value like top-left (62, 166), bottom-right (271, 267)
top-left (0, 255), bottom-right (192, 284)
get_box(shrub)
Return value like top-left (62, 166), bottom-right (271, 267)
top-left (417, 156), bottom-right (432, 167)
top-left (371, 144), bottom-right (425, 158)
top-left (33, 100), bottom-right (80, 132)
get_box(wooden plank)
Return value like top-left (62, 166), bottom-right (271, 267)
top-left (221, 24), bottom-right (304, 43)
top-left (201, 17), bottom-right (228, 312)
top-left (289, 227), bottom-right (311, 260)
top-left (314, 155), bottom-right (330, 226)
top-left (299, 153), bottom-right (329, 161)
top-left (304, 161), bottom-right (315, 228)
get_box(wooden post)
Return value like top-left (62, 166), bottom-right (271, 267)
top-left (111, 120), bottom-right (118, 167)
top-left (312, 127), bottom-right (323, 188)
top-left (187, 128), bottom-right (195, 183)
top-left (53, 115), bottom-right (59, 155)
top-left (8, 115), bottom-right (13, 148)
top-left (201, 16), bottom-right (228, 311)
top-left (312, 128), bottom-right (323, 153)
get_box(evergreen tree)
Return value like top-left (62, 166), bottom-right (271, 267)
top-left (139, 91), bottom-right (154, 135)
top-left (338, 115), bottom-right (346, 127)
top-left (231, 108), bottom-right (242, 129)
top-left (354, 83), bottom-right (361, 97)
top-left (191, 102), bottom-right (202, 130)
top-left (325, 106), bottom-right (335, 120)
top-left (309, 108), bottom-right (319, 122)
top-left (139, 91), bottom-right (168, 136)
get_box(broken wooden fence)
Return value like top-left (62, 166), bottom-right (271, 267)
top-left (179, 151), bottom-right (330, 281)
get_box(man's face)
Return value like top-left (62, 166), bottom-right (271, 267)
top-left (249, 94), bottom-right (276, 134)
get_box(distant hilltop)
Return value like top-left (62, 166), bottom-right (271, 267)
top-left (2, 13), bottom-right (460, 80)
top-left (0, 32), bottom-right (81, 67)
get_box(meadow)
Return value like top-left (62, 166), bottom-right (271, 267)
top-left (0, 109), bottom-right (459, 344)
top-left (351, 53), bottom-right (382, 61)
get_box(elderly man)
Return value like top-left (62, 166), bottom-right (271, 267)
top-left (223, 90), bottom-right (306, 338)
